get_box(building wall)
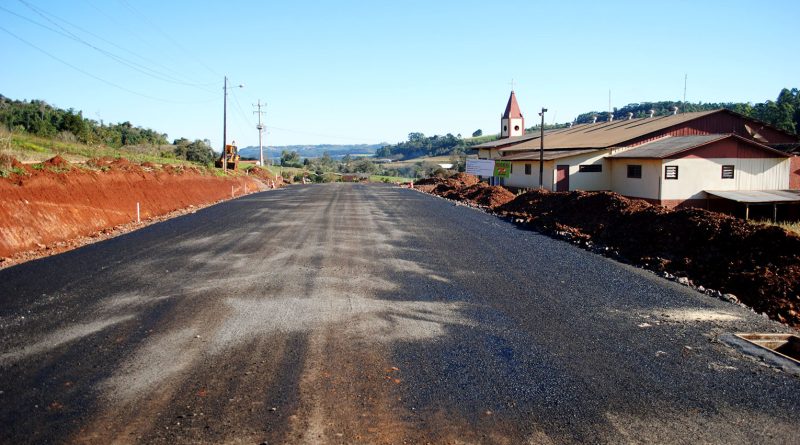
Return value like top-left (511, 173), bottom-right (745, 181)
top-left (505, 160), bottom-right (554, 189)
top-left (791, 156), bottom-right (800, 190)
top-left (610, 159), bottom-right (663, 201)
top-left (554, 151), bottom-right (612, 191)
top-left (478, 148), bottom-right (503, 160)
top-left (660, 157), bottom-right (790, 200)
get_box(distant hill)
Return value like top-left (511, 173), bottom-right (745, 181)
top-left (239, 143), bottom-right (384, 160)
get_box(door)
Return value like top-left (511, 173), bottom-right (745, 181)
top-left (556, 165), bottom-right (569, 191)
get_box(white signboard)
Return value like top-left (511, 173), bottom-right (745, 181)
top-left (465, 159), bottom-right (495, 177)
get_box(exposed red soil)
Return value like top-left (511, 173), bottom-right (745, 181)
top-left (417, 174), bottom-right (800, 328)
top-left (0, 156), bottom-right (271, 265)
top-left (415, 174), bottom-right (515, 209)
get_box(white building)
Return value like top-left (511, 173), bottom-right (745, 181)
top-left (475, 93), bottom-right (800, 211)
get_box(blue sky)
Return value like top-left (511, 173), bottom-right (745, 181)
top-left (1, 0), bottom-right (797, 147)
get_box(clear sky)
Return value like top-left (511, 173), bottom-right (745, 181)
top-left (2, 0), bottom-right (797, 148)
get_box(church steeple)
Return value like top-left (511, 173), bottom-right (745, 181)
top-left (501, 91), bottom-right (525, 138)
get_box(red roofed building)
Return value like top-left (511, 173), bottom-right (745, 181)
top-left (476, 97), bottom-right (800, 215)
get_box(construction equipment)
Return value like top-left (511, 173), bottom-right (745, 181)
top-left (215, 144), bottom-right (240, 171)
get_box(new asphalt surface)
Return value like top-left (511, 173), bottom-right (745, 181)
top-left (0, 183), bottom-right (798, 444)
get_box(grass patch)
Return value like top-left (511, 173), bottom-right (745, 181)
top-left (369, 175), bottom-right (413, 183)
top-left (751, 219), bottom-right (800, 236)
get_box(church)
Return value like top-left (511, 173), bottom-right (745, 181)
top-left (474, 91), bottom-right (800, 213)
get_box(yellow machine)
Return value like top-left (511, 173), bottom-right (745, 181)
top-left (215, 144), bottom-right (240, 170)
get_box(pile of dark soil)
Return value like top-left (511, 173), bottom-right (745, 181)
top-left (415, 173), bottom-right (514, 209)
top-left (496, 190), bottom-right (800, 327)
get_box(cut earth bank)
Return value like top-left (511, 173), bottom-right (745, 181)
top-left (415, 173), bottom-right (800, 329)
top-left (0, 156), bottom-right (283, 266)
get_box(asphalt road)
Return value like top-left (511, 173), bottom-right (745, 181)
top-left (1, 183), bottom-right (798, 444)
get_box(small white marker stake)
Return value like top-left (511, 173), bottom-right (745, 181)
top-left (136, 202), bottom-right (140, 223)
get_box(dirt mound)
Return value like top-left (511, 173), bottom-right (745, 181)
top-left (43, 155), bottom-right (70, 168)
top-left (246, 167), bottom-right (286, 187)
top-left (442, 183), bottom-right (516, 209)
top-left (449, 172), bottom-right (480, 187)
top-left (495, 190), bottom-right (800, 327)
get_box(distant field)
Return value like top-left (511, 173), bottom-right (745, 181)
top-left (386, 156), bottom-right (455, 169)
top-left (369, 174), bottom-right (414, 183)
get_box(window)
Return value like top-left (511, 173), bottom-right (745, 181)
top-left (722, 165), bottom-right (735, 179)
top-left (514, 125), bottom-right (520, 131)
top-left (665, 165), bottom-right (679, 180)
top-left (627, 164), bottom-right (642, 179)
top-left (503, 125), bottom-right (508, 132)
top-left (579, 164), bottom-right (602, 173)
top-left (525, 163), bottom-right (532, 175)
top-left (510, 163), bottom-right (513, 174)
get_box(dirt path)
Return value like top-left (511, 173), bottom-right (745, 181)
top-left (0, 184), bottom-right (798, 444)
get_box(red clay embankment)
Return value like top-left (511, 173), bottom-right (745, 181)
top-left (0, 156), bottom-right (267, 260)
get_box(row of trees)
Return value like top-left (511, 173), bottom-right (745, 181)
top-left (375, 132), bottom-right (478, 160)
top-left (572, 88), bottom-right (800, 135)
top-left (0, 95), bottom-right (169, 147)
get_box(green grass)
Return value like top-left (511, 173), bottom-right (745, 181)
top-left (1, 129), bottom-right (191, 166)
top-left (369, 174), bottom-right (414, 183)
top-left (751, 219), bottom-right (800, 236)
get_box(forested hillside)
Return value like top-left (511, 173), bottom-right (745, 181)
top-left (0, 94), bottom-right (168, 147)
top-left (572, 87), bottom-right (799, 134)
top-left (375, 132), bottom-right (497, 160)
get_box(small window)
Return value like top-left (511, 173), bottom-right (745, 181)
top-left (525, 163), bottom-right (531, 175)
top-left (510, 163), bottom-right (513, 174)
top-left (627, 164), bottom-right (642, 179)
top-left (722, 165), bottom-right (735, 179)
top-left (503, 125), bottom-right (508, 132)
top-left (665, 165), bottom-right (679, 180)
top-left (514, 125), bottom-right (520, 131)
top-left (579, 164), bottom-right (602, 173)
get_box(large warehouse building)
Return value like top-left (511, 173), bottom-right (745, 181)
top-left (475, 92), bottom-right (800, 211)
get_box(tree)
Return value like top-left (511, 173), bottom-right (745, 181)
top-left (280, 150), bottom-right (302, 167)
top-left (185, 139), bottom-right (214, 164)
top-left (472, 129), bottom-right (483, 137)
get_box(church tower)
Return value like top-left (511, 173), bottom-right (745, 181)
top-left (501, 90), bottom-right (525, 138)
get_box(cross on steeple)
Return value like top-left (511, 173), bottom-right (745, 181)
top-left (509, 78), bottom-right (516, 91)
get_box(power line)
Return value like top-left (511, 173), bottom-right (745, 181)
top-left (118, 0), bottom-right (221, 78)
top-left (82, 0), bottom-right (218, 87)
top-left (0, 24), bottom-right (217, 105)
top-left (8, 1), bottom-right (217, 92)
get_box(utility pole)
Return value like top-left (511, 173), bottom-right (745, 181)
top-left (254, 100), bottom-right (266, 166)
top-left (538, 107), bottom-right (547, 189)
top-left (223, 76), bottom-right (228, 172)
top-left (222, 76), bottom-right (243, 172)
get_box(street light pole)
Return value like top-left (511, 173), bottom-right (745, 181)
top-left (538, 107), bottom-right (547, 189)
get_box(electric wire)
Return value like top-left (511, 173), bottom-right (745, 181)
top-left (0, 24), bottom-right (218, 105)
top-left (82, 0), bottom-right (218, 87)
top-left (118, 0), bottom-right (221, 78)
top-left (10, 1), bottom-right (218, 92)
